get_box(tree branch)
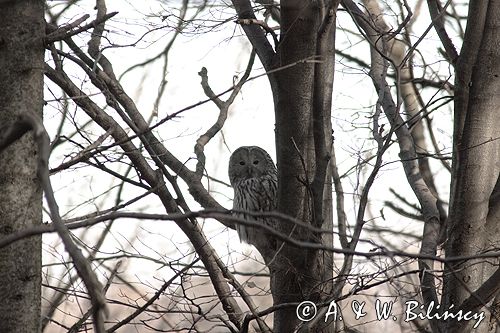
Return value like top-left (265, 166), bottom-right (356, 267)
top-left (426, 0), bottom-right (458, 65)
top-left (45, 12), bottom-right (118, 44)
top-left (231, 0), bottom-right (276, 71)
top-left (236, 18), bottom-right (279, 50)
top-left (0, 117), bottom-right (32, 152)
top-left (311, 1), bottom-right (339, 229)
top-left (25, 112), bottom-right (107, 333)
top-left (45, 58), bottom-right (244, 329)
top-left (195, 50), bottom-right (256, 180)
top-left (332, 143), bottom-right (349, 248)
top-left (453, 266), bottom-right (500, 327)
top-left (107, 258), bottom-right (200, 332)
top-left (343, 1), bottom-right (442, 331)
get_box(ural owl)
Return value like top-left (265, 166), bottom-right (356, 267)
top-left (228, 146), bottom-right (278, 246)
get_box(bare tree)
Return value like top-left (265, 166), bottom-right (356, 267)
top-left (232, 1), bottom-right (340, 331)
top-left (0, 1), bottom-right (44, 332)
top-left (0, 0), bottom-right (499, 332)
top-left (444, 2), bottom-right (500, 332)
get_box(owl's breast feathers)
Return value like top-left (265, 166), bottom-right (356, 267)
top-left (232, 174), bottom-right (277, 213)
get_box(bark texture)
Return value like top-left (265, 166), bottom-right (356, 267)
top-left (272, 1), bottom-right (336, 331)
top-left (0, 1), bottom-right (44, 332)
top-left (232, 0), bottom-right (338, 331)
top-left (446, 1), bottom-right (500, 332)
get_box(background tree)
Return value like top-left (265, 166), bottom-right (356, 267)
top-left (445, 2), bottom-right (500, 332)
top-left (0, 1), bottom-right (44, 332)
top-left (0, 0), bottom-right (498, 332)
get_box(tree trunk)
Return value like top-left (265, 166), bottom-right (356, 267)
top-left (446, 1), bottom-right (500, 332)
top-left (272, 1), bottom-right (336, 331)
top-left (0, 1), bottom-right (44, 332)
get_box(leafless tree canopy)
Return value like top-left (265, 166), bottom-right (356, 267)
top-left (0, 0), bottom-right (499, 332)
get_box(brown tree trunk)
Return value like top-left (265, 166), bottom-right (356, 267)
top-left (272, 1), bottom-right (336, 331)
top-left (0, 1), bottom-right (44, 332)
top-left (231, 0), bottom-right (338, 330)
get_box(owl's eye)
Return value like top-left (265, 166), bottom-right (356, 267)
top-left (239, 161), bottom-right (245, 166)
top-left (253, 160), bottom-right (259, 165)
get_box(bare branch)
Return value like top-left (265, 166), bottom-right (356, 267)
top-left (0, 117), bottom-right (32, 152)
top-left (236, 18), bottom-right (279, 50)
top-left (311, 1), bottom-right (339, 228)
top-left (426, 0), bottom-right (459, 65)
top-left (255, 0), bottom-right (281, 23)
top-left (231, 0), bottom-right (276, 71)
top-left (24, 112), bottom-right (107, 332)
top-left (332, 143), bottom-right (349, 248)
top-left (45, 12), bottom-right (118, 44)
top-left (342, 1), bottom-right (443, 331)
top-left (45, 54), bottom-right (245, 329)
top-left (49, 128), bottom-right (113, 174)
top-left (107, 259), bottom-right (200, 332)
top-left (195, 50), bottom-right (256, 179)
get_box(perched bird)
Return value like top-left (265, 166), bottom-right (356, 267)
top-left (228, 146), bottom-right (278, 246)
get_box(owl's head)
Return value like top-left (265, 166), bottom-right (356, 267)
top-left (228, 146), bottom-right (276, 186)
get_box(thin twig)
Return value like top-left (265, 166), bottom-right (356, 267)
top-left (45, 12), bottom-right (118, 44)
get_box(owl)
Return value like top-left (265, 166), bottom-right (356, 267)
top-left (228, 146), bottom-right (278, 247)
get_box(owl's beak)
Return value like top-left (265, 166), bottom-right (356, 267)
top-left (245, 166), bottom-right (253, 179)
